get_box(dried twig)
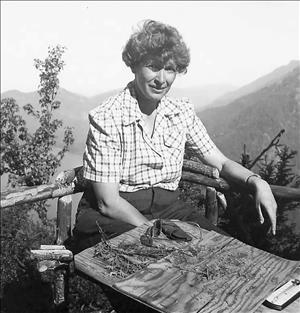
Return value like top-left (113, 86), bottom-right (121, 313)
top-left (249, 129), bottom-right (285, 169)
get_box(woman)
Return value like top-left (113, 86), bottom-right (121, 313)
top-left (70, 20), bottom-right (277, 253)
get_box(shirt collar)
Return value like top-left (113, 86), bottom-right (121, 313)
top-left (122, 81), bottom-right (181, 126)
top-left (122, 82), bottom-right (143, 126)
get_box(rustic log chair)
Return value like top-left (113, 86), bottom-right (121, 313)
top-left (2, 160), bottom-right (300, 312)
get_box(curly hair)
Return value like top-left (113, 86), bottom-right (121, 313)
top-left (122, 20), bottom-right (190, 74)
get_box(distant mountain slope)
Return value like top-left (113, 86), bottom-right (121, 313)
top-left (208, 60), bottom-right (300, 109)
top-left (199, 66), bottom-right (300, 172)
top-left (2, 88), bottom-right (96, 123)
top-left (169, 84), bottom-right (236, 113)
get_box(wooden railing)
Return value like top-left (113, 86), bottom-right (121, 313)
top-left (1, 160), bottom-right (299, 210)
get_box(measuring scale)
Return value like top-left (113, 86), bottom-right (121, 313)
top-left (263, 278), bottom-right (300, 310)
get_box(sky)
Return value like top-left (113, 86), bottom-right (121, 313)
top-left (1, 1), bottom-right (299, 97)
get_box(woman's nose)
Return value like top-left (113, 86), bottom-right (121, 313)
top-left (154, 69), bottom-right (166, 85)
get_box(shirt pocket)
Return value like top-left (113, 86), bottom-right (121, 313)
top-left (163, 124), bottom-right (186, 155)
top-left (163, 114), bottom-right (186, 149)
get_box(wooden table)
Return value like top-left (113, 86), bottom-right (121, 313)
top-left (75, 221), bottom-right (300, 313)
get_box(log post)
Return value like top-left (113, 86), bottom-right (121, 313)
top-left (56, 195), bottom-right (72, 245)
top-left (205, 187), bottom-right (219, 226)
top-left (216, 191), bottom-right (227, 216)
top-left (54, 269), bottom-right (67, 308)
top-left (30, 245), bottom-right (73, 313)
top-left (55, 195), bottom-right (73, 312)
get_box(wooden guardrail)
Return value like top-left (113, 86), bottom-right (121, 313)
top-left (1, 160), bottom-right (299, 210)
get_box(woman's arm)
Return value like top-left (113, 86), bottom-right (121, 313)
top-left (83, 107), bottom-right (152, 227)
top-left (92, 181), bottom-right (152, 227)
top-left (201, 146), bottom-right (277, 235)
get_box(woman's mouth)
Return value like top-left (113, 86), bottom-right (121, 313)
top-left (149, 85), bottom-right (167, 93)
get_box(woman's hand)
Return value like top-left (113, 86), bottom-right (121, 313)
top-left (249, 176), bottom-right (278, 235)
top-left (201, 147), bottom-right (278, 234)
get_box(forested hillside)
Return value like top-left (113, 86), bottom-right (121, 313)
top-left (199, 67), bottom-right (300, 173)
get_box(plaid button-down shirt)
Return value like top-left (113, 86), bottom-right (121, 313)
top-left (83, 81), bottom-right (216, 192)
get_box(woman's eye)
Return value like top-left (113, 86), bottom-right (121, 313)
top-left (145, 63), bottom-right (176, 73)
top-left (147, 64), bottom-right (160, 72)
top-left (165, 67), bottom-right (176, 73)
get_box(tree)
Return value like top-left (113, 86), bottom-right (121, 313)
top-left (258, 144), bottom-right (300, 259)
top-left (1, 46), bottom-right (74, 186)
top-left (1, 45), bottom-right (74, 221)
top-left (1, 45), bottom-right (74, 304)
top-left (219, 136), bottom-right (300, 260)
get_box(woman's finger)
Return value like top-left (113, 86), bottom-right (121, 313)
top-left (269, 205), bottom-right (277, 235)
top-left (261, 201), bottom-right (277, 235)
top-left (256, 202), bottom-right (264, 224)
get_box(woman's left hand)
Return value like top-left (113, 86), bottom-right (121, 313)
top-left (201, 149), bottom-right (278, 234)
top-left (252, 178), bottom-right (277, 235)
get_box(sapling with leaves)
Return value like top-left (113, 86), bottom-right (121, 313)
top-left (1, 45), bottom-right (74, 189)
top-left (0, 45), bottom-right (74, 296)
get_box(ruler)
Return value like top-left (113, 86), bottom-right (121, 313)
top-left (263, 278), bottom-right (300, 310)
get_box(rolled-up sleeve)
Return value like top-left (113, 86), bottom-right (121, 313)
top-left (185, 100), bottom-right (216, 157)
top-left (83, 109), bottom-right (122, 183)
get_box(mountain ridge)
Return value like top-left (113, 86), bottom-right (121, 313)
top-left (207, 60), bottom-right (300, 109)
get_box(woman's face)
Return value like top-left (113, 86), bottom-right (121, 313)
top-left (134, 58), bottom-right (177, 105)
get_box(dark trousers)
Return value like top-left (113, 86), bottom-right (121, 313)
top-left (67, 187), bottom-right (227, 254)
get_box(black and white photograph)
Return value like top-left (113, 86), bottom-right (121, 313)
top-left (1, 1), bottom-right (300, 313)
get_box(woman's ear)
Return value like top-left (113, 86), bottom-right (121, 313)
top-left (131, 66), bottom-right (136, 74)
